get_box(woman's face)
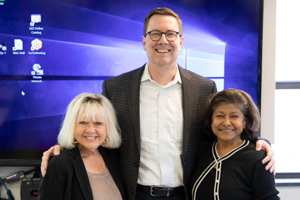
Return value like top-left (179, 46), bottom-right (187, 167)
top-left (211, 103), bottom-right (245, 144)
top-left (74, 118), bottom-right (107, 152)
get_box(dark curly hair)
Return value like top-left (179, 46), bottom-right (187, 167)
top-left (204, 88), bottom-right (260, 141)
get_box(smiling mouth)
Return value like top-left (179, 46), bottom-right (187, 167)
top-left (84, 136), bottom-right (98, 140)
top-left (156, 49), bottom-right (170, 53)
top-left (220, 129), bottom-right (234, 132)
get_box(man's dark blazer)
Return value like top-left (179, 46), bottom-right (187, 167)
top-left (38, 146), bottom-right (127, 200)
top-left (102, 65), bottom-right (216, 200)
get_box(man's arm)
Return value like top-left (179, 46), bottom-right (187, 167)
top-left (40, 144), bottom-right (63, 176)
top-left (255, 140), bottom-right (275, 174)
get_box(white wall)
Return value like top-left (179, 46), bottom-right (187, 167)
top-left (277, 186), bottom-right (300, 199)
top-left (260, 0), bottom-right (300, 199)
top-left (260, 0), bottom-right (276, 143)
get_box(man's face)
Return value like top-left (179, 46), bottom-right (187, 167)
top-left (143, 15), bottom-right (183, 68)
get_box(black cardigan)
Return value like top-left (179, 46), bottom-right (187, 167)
top-left (38, 146), bottom-right (127, 200)
top-left (189, 140), bottom-right (280, 200)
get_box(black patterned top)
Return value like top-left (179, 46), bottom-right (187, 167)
top-left (190, 140), bottom-right (280, 200)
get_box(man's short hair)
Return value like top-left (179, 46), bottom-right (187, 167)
top-left (143, 7), bottom-right (183, 36)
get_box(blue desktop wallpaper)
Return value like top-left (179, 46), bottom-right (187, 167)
top-left (0, 0), bottom-right (262, 158)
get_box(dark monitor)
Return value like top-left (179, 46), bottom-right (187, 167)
top-left (0, 0), bottom-right (263, 165)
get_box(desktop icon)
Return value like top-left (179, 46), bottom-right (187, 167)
top-left (12, 39), bottom-right (23, 51)
top-left (30, 14), bottom-right (41, 26)
top-left (31, 64), bottom-right (44, 75)
top-left (31, 39), bottom-right (42, 51)
top-left (0, 43), bottom-right (7, 51)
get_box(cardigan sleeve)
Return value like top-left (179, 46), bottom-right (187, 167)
top-left (251, 154), bottom-right (280, 200)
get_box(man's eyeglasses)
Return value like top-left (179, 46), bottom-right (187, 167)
top-left (144, 30), bottom-right (181, 42)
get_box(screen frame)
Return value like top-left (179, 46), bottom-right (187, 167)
top-left (0, 0), bottom-right (264, 166)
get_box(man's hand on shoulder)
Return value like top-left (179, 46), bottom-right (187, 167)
top-left (256, 140), bottom-right (275, 174)
top-left (41, 145), bottom-right (63, 176)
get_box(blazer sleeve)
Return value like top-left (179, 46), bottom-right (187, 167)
top-left (38, 156), bottom-right (69, 200)
top-left (102, 79), bottom-right (108, 97)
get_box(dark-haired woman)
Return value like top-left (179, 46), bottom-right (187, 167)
top-left (190, 89), bottom-right (279, 200)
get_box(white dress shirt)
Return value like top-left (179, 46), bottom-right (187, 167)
top-left (138, 63), bottom-right (184, 187)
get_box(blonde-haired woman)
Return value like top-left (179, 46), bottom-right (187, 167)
top-left (39, 93), bottom-right (126, 200)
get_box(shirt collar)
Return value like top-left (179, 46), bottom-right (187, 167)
top-left (141, 63), bottom-right (182, 86)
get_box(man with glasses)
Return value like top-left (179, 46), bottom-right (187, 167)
top-left (145, 30), bottom-right (180, 42)
top-left (41, 7), bottom-right (275, 200)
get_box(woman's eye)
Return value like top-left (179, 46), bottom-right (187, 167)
top-left (79, 121), bottom-right (88, 125)
top-left (95, 122), bottom-right (103, 126)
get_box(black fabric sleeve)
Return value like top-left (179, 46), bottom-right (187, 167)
top-left (251, 153), bottom-right (280, 200)
top-left (38, 156), bottom-right (68, 200)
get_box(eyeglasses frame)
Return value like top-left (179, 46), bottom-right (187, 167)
top-left (144, 30), bottom-right (182, 42)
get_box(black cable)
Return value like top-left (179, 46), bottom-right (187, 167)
top-left (32, 166), bottom-right (42, 179)
top-left (0, 168), bottom-right (38, 199)
top-left (3, 168), bottom-right (36, 184)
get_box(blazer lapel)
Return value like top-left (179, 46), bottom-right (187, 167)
top-left (126, 66), bottom-right (145, 153)
top-left (179, 67), bottom-right (196, 160)
top-left (71, 148), bottom-right (93, 200)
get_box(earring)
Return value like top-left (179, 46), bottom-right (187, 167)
top-left (102, 137), bottom-right (109, 146)
top-left (73, 138), bottom-right (78, 144)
